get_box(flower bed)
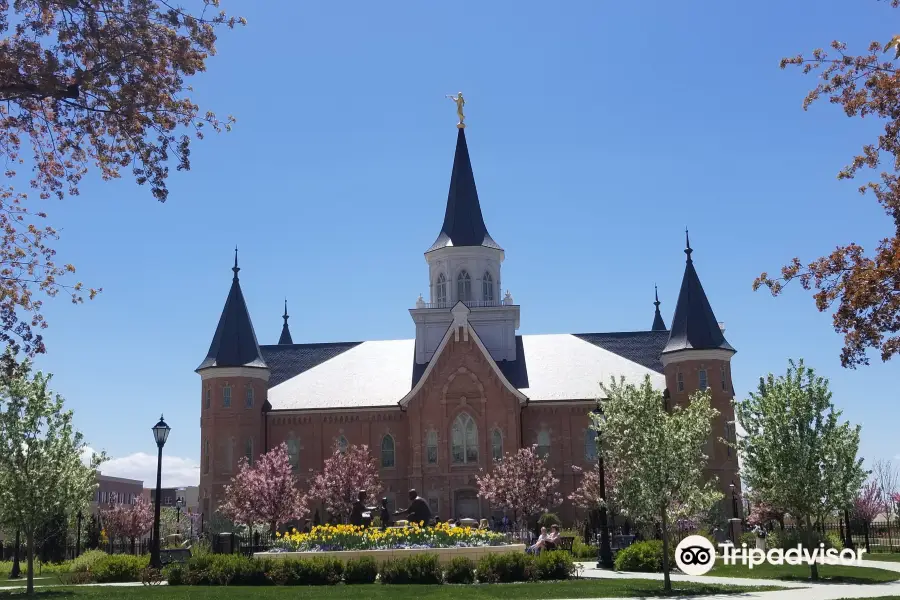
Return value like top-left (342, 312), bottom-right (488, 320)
top-left (272, 522), bottom-right (506, 552)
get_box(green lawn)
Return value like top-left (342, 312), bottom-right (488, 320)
top-left (866, 554), bottom-right (900, 563)
top-left (708, 560), bottom-right (899, 584)
top-left (0, 581), bottom-right (784, 599)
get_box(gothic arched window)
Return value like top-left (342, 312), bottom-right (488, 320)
top-left (337, 435), bottom-right (349, 454)
top-left (457, 270), bottom-right (472, 302)
top-left (584, 429), bottom-right (597, 461)
top-left (491, 428), bottom-right (503, 460)
top-left (223, 385), bottom-right (232, 408)
top-left (245, 437), bottom-right (254, 466)
top-left (245, 386), bottom-right (254, 408)
top-left (451, 413), bottom-right (478, 464)
top-left (426, 430), bottom-right (438, 464)
top-left (381, 435), bottom-right (395, 468)
top-left (537, 430), bottom-right (550, 459)
top-left (699, 368), bottom-right (708, 391)
top-left (721, 364), bottom-right (728, 392)
top-left (483, 272), bottom-right (494, 303)
top-left (286, 434), bottom-right (299, 472)
top-left (203, 439), bottom-right (210, 474)
top-left (435, 273), bottom-right (448, 306)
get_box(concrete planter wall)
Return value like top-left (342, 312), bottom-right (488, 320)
top-left (255, 544), bottom-right (526, 565)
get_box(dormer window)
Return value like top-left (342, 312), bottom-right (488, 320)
top-left (457, 270), bottom-right (471, 302)
top-left (482, 272), bottom-right (494, 303)
top-left (435, 273), bottom-right (447, 306)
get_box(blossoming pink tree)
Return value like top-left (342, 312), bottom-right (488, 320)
top-left (747, 497), bottom-right (788, 529)
top-left (305, 443), bottom-right (382, 521)
top-left (220, 443), bottom-right (307, 535)
top-left (853, 480), bottom-right (885, 526)
top-left (569, 464), bottom-right (618, 512)
top-left (98, 497), bottom-right (154, 554)
top-left (476, 445), bottom-right (562, 528)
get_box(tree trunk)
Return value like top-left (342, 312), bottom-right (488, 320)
top-left (660, 507), bottom-right (671, 593)
top-left (10, 529), bottom-right (21, 579)
top-left (805, 514), bottom-right (819, 581)
top-left (25, 530), bottom-right (35, 595)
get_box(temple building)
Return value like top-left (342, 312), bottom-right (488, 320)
top-left (197, 117), bottom-right (740, 523)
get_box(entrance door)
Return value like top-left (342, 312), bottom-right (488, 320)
top-left (454, 490), bottom-right (480, 520)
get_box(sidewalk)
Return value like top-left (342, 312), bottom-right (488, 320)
top-left (575, 559), bottom-right (900, 600)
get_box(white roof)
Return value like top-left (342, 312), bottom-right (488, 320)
top-left (518, 334), bottom-right (665, 401)
top-left (267, 334), bottom-right (664, 411)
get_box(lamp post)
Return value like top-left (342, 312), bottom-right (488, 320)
top-left (176, 498), bottom-right (183, 523)
top-left (149, 415), bottom-right (170, 569)
top-left (591, 406), bottom-right (613, 569)
top-left (75, 511), bottom-right (83, 558)
top-left (730, 481), bottom-right (739, 542)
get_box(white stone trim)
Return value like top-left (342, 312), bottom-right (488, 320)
top-left (399, 304), bottom-right (527, 408)
top-left (268, 405), bottom-right (402, 415)
top-left (198, 367), bottom-right (270, 382)
top-left (660, 348), bottom-right (735, 367)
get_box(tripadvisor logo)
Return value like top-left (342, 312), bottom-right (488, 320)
top-left (675, 535), bottom-right (868, 576)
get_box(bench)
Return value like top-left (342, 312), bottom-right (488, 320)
top-left (555, 536), bottom-right (575, 553)
top-left (159, 548), bottom-right (191, 566)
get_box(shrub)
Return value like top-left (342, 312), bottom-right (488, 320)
top-left (537, 513), bottom-right (561, 529)
top-left (68, 549), bottom-right (108, 573)
top-left (476, 552), bottom-right (536, 583)
top-left (444, 556), bottom-right (475, 584)
top-left (343, 556), bottom-right (378, 584)
top-left (613, 540), bottom-right (672, 573)
top-left (268, 557), bottom-right (343, 586)
top-left (739, 532), bottom-right (757, 548)
top-left (533, 550), bottom-right (576, 580)
top-left (766, 530), bottom-right (781, 549)
top-left (91, 554), bottom-right (149, 583)
top-left (775, 529), bottom-right (840, 551)
top-left (206, 554), bottom-right (270, 586)
top-left (379, 554), bottom-right (443, 585)
top-left (825, 531), bottom-right (844, 552)
top-left (571, 536), bottom-right (598, 559)
top-left (164, 563), bottom-right (185, 586)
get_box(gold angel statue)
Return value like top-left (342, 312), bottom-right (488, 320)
top-left (446, 92), bottom-right (465, 128)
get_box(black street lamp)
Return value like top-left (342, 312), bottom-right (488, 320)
top-left (176, 498), bottom-right (183, 523)
top-left (591, 406), bottom-right (613, 569)
top-left (149, 415), bottom-right (170, 569)
top-left (730, 481), bottom-right (739, 542)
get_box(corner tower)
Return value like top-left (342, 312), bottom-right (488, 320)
top-left (411, 105), bottom-right (519, 364)
top-left (660, 232), bottom-right (740, 509)
top-left (196, 249), bottom-right (269, 520)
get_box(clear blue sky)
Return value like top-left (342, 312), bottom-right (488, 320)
top-left (34, 0), bottom-right (898, 486)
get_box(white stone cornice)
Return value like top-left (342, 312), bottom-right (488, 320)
top-left (660, 348), bottom-right (736, 367)
top-left (197, 367), bottom-right (270, 382)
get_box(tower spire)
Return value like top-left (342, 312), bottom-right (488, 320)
top-left (426, 124), bottom-right (501, 253)
top-left (278, 298), bottom-right (294, 345)
top-left (651, 284), bottom-right (666, 331)
top-left (663, 235), bottom-right (734, 354)
top-left (685, 228), bottom-right (692, 261)
top-left (196, 250), bottom-right (267, 371)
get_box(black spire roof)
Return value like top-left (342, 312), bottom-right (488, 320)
top-left (196, 248), bottom-right (268, 371)
top-left (427, 128), bottom-right (501, 253)
top-left (278, 299), bottom-right (294, 345)
top-left (651, 285), bottom-right (667, 331)
top-left (662, 232), bottom-right (735, 354)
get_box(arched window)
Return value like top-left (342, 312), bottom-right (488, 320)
top-left (225, 437), bottom-right (234, 473)
top-left (381, 435), bottom-right (395, 468)
top-left (203, 439), bottom-right (210, 474)
top-left (457, 270), bottom-right (471, 302)
top-left (698, 369), bottom-right (708, 391)
top-left (537, 430), bottom-right (550, 459)
top-left (451, 413), bottom-right (478, 464)
top-left (676, 371), bottom-right (684, 393)
top-left (204, 387), bottom-right (211, 410)
top-left (483, 272), bottom-right (494, 303)
top-left (584, 429), bottom-right (597, 461)
top-left (337, 436), bottom-right (349, 454)
top-left (245, 437), bottom-right (254, 466)
top-left (426, 430), bottom-right (438, 464)
top-left (245, 386), bottom-right (254, 408)
top-left (491, 429), bottom-right (503, 460)
top-left (223, 385), bottom-right (232, 408)
top-left (721, 364), bottom-right (728, 392)
top-left (435, 273), bottom-right (447, 306)
top-left (286, 434), bottom-right (299, 472)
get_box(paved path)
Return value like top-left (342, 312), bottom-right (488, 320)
top-left (575, 559), bottom-right (900, 599)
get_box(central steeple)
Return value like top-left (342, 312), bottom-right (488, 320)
top-left (426, 127), bottom-right (501, 253)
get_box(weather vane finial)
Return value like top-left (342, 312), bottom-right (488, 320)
top-left (446, 92), bottom-right (465, 128)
